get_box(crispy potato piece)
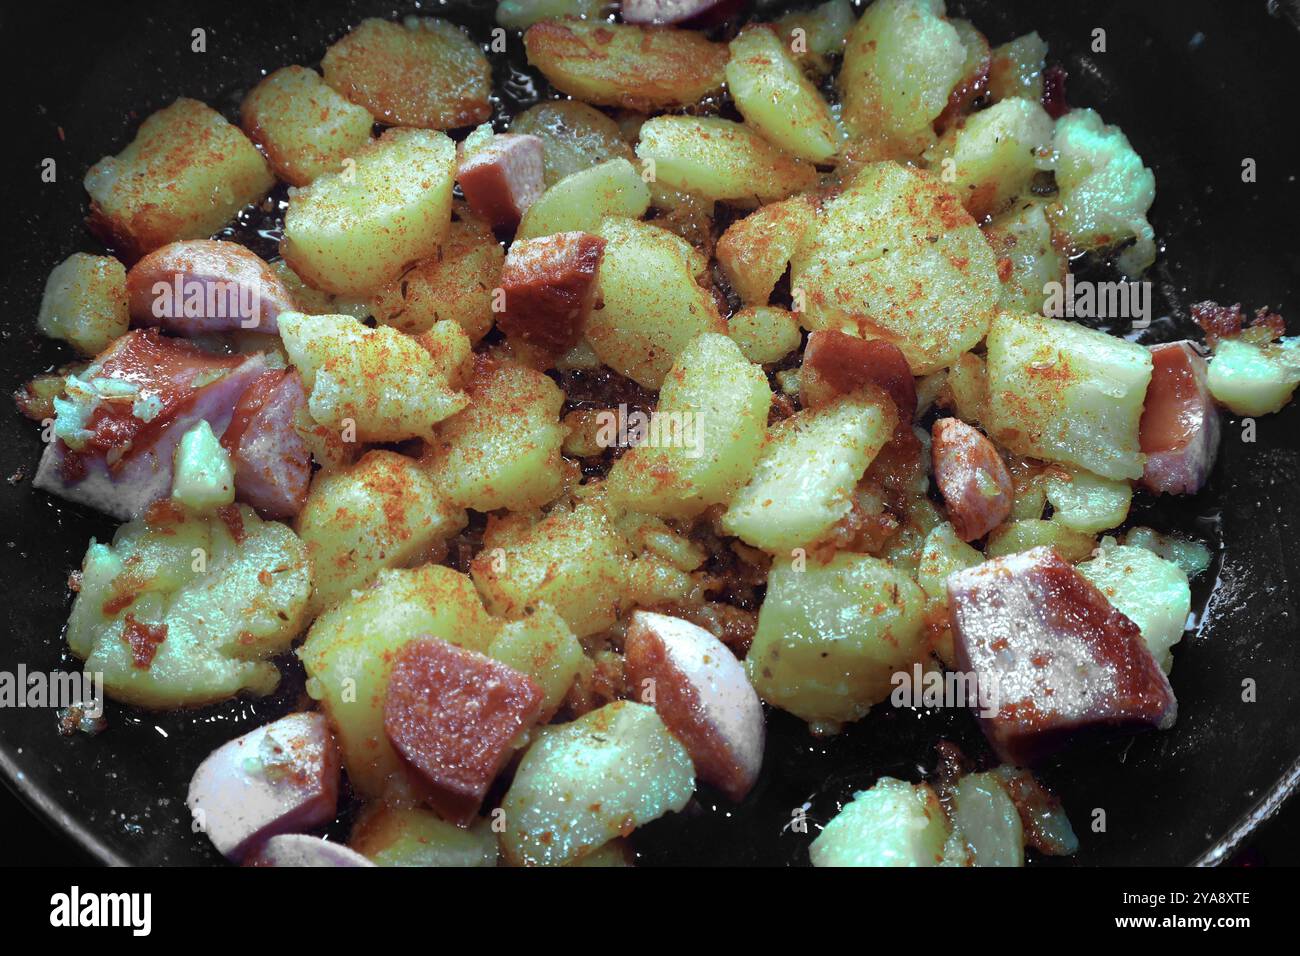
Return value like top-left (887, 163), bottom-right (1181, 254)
top-left (607, 333), bottom-right (771, 519)
top-left (321, 17), bottom-right (491, 129)
top-left (66, 504), bottom-right (311, 709)
top-left (37, 253), bottom-right (129, 355)
top-left (279, 312), bottom-right (469, 442)
top-left (586, 217), bottom-right (725, 389)
top-left (838, 0), bottom-right (966, 159)
top-left (790, 162), bottom-right (1000, 374)
top-left (726, 25), bottom-right (842, 163)
top-left (524, 20), bottom-right (728, 110)
top-left (982, 200), bottom-right (1067, 315)
top-left (370, 213), bottom-right (502, 342)
top-left (84, 98), bottom-right (274, 259)
top-left (517, 158), bottom-right (650, 240)
top-left (984, 313), bottom-right (1152, 480)
top-left (636, 116), bottom-right (817, 204)
top-left (295, 451), bottom-right (468, 613)
top-left (510, 100), bottom-right (636, 186)
top-left (422, 355), bottom-right (566, 512)
top-left (281, 128), bottom-right (456, 296)
top-left (774, 0), bottom-right (856, 77)
top-left (715, 195), bottom-right (816, 307)
top-left (726, 306), bottom-right (802, 365)
top-left (240, 66), bottom-right (374, 186)
top-left (350, 804), bottom-right (499, 866)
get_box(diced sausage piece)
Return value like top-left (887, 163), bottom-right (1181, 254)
top-left (244, 834), bottom-right (375, 867)
top-left (126, 240), bottom-right (298, 336)
top-left (383, 638), bottom-right (544, 825)
top-left (947, 546), bottom-right (1177, 765)
top-left (222, 369), bottom-right (312, 519)
top-left (186, 711), bottom-right (340, 861)
top-left (624, 610), bottom-right (765, 801)
top-left (1139, 341), bottom-right (1220, 496)
top-left (801, 331), bottom-right (918, 420)
top-left (621, 0), bottom-right (740, 25)
top-left (498, 231), bottom-right (606, 353)
top-left (457, 133), bottom-right (546, 231)
top-left (33, 330), bottom-right (270, 521)
top-left (931, 417), bottom-right (1014, 541)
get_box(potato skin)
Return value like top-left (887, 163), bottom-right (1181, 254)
top-left (524, 20), bottom-right (728, 110)
top-left (322, 17), bottom-right (491, 129)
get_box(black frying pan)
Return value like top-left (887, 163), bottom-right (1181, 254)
top-left (1, 0), bottom-right (1298, 866)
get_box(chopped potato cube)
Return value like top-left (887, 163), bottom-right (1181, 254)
top-left (586, 217), bottom-right (725, 389)
top-left (1078, 540), bottom-right (1190, 672)
top-left (748, 553), bottom-right (927, 726)
top-left (716, 195), bottom-right (816, 307)
top-left (509, 100), bottom-right (636, 187)
top-left (350, 805), bottom-right (498, 866)
top-left (500, 701), bottom-right (694, 865)
top-left (811, 777), bottom-right (950, 867)
top-left (84, 98), bottom-right (273, 258)
top-left (322, 17), bottom-right (491, 129)
top-left (488, 604), bottom-right (586, 719)
top-left (982, 201), bottom-right (1067, 315)
top-left (726, 25), bottom-right (842, 163)
top-left (370, 213), bottom-right (502, 342)
top-left (1206, 337), bottom-right (1300, 416)
top-left (295, 450), bottom-right (467, 612)
top-left (423, 356), bottom-right (566, 512)
top-left (517, 158), bottom-right (651, 240)
top-left (171, 421), bottom-right (235, 512)
top-left (984, 313), bottom-right (1153, 480)
top-left (1044, 466), bottom-right (1133, 533)
top-left (988, 32), bottom-right (1047, 102)
top-left (985, 518), bottom-right (1096, 562)
top-left (472, 502), bottom-right (632, 637)
top-left (279, 312), bottom-right (469, 442)
top-left (727, 306), bottom-right (802, 365)
top-left (36, 253), bottom-right (129, 356)
top-left (925, 96), bottom-right (1053, 221)
top-left (607, 333), bottom-right (771, 519)
top-left (636, 116), bottom-right (818, 204)
top-left (240, 66), bottom-right (374, 186)
top-left (281, 128), bottom-right (456, 296)
top-left (1049, 109), bottom-right (1157, 277)
top-left (722, 389), bottom-right (898, 553)
top-left (523, 20), bottom-right (728, 111)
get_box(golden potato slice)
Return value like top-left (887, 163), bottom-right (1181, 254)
top-left (726, 25), bottom-right (842, 163)
top-left (510, 100), bottom-right (636, 187)
top-left (84, 98), bottom-right (273, 259)
top-left (240, 66), bottom-right (375, 186)
top-left (281, 128), bottom-right (456, 296)
top-left (524, 20), bottom-right (728, 110)
top-left (838, 0), bottom-right (966, 159)
top-left (636, 116), bottom-right (818, 204)
top-left (370, 212), bottom-right (502, 341)
top-left (607, 333), bottom-right (771, 519)
top-left (516, 157), bottom-right (651, 240)
top-left (321, 17), bottom-right (491, 129)
top-left (586, 217), bottom-right (725, 389)
top-left (789, 161), bottom-right (1000, 374)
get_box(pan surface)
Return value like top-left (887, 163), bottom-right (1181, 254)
top-left (0, 0), bottom-right (1297, 866)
